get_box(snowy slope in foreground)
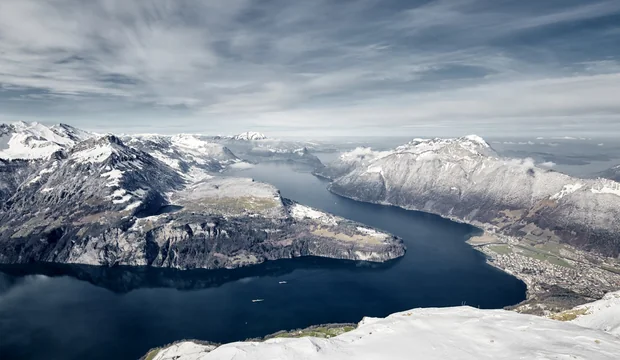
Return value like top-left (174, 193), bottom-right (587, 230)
top-left (568, 290), bottom-right (620, 336)
top-left (151, 304), bottom-right (620, 360)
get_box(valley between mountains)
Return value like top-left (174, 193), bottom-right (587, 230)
top-left (2, 121), bottom-right (620, 314)
top-left (3, 121), bottom-right (620, 359)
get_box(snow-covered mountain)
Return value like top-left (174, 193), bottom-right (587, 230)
top-left (231, 131), bottom-right (268, 141)
top-left (0, 122), bottom-right (404, 269)
top-left (210, 135), bottom-right (324, 167)
top-left (0, 121), bottom-right (93, 160)
top-left (241, 145), bottom-right (323, 167)
top-left (124, 134), bottom-right (244, 180)
top-left (317, 135), bottom-right (620, 257)
top-left (0, 134), bottom-right (186, 264)
top-left (1, 122), bottom-right (94, 202)
top-left (12, 134), bottom-right (185, 214)
top-left (147, 290), bottom-right (620, 360)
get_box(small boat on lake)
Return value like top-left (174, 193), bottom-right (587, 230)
top-left (252, 299), bottom-right (264, 303)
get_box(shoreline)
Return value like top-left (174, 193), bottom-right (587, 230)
top-left (325, 182), bottom-right (620, 314)
top-left (138, 176), bottom-right (620, 359)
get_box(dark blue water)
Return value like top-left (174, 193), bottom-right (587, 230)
top-left (0, 163), bottom-right (526, 360)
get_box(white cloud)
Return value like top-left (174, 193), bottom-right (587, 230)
top-left (539, 161), bottom-right (556, 168)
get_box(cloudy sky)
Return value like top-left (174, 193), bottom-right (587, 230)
top-left (0, 0), bottom-right (619, 137)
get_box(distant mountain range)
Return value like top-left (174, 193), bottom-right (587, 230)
top-left (0, 122), bottom-right (404, 269)
top-left (231, 131), bottom-right (268, 141)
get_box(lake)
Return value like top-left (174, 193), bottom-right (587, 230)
top-left (0, 162), bottom-right (526, 360)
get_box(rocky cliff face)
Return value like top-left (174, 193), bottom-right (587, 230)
top-left (0, 122), bottom-right (404, 269)
top-left (0, 159), bottom-right (36, 203)
top-left (318, 136), bottom-right (620, 258)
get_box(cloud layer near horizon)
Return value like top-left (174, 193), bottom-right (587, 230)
top-left (0, 0), bottom-right (619, 136)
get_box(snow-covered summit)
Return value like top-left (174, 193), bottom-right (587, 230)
top-left (0, 121), bottom-right (93, 160)
top-left (15, 133), bottom-right (186, 218)
top-left (125, 134), bottom-right (242, 180)
top-left (0, 121), bottom-right (255, 191)
top-left (49, 123), bottom-right (94, 143)
top-left (170, 134), bottom-right (237, 160)
top-left (315, 135), bottom-right (495, 182)
top-left (232, 131), bottom-right (267, 141)
top-left (331, 135), bottom-right (494, 170)
top-left (394, 134), bottom-right (495, 158)
top-left (69, 135), bottom-right (127, 164)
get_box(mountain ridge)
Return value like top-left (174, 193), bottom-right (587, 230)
top-left (231, 131), bottom-right (268, 141)
top-left (0, 122), bottom-right (405, 269)
top-left (0, 121), bottom-right (94, 160)
top-left (318, 135), bottom-right (620, 257)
